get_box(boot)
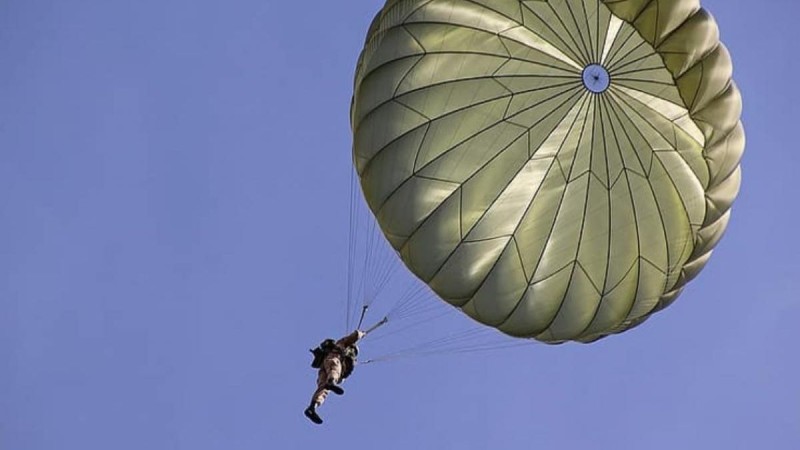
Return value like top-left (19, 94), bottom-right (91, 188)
top-left (304, 403), bottom-right (323, 425)
top-left (325, 383), bottom-right (344, 395)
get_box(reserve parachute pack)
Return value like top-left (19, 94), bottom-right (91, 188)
top-left (309, 339), bottom-right (336, 369)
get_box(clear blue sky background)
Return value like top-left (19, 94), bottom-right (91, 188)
top-left (1, 1), bottom-right (797, 449)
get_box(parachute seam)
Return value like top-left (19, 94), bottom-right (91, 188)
top-left (604, 2), bottom-right (722, 146)
top-left (502, 83), bottom-right (584, 128)
top-left (614, 89), bottom-right (705, 206)
top-left (462, 0), bottom-right (524, 26)
top-left (358, 49), bottom-right (577, 94)
top-left (511, 235), bottom-right (528, 282)
top-left (604, 0), bottom-right (737, 231)
top-left (355, 0), bottom-right (433, 87)
top-left (609, 92), bottom-right (684, 321)
top-left (531, 94), bottom-right (596, 340)
top-left (610, 87), bottom-right (704, 241)
top-left (604, 26), bottom-right (638, 70)
top-left (586, 170), bottom-right (609, 191)
top-left (359, 92), bottom-right (503, 179)
top-left (575, 261), bottom-right (604, 296)
top-left (498, 261), bottom-right (576, 338)
top-left (370, 84), bottom-right (583, 214)
top-left (611, 78), bottom-right (676, 89)
top-left (390, 55), bottom-right (425, 100)
top-left (586, 0), bottom-right (604, 61)
top-left (608, 168), bottom-right (629, 190)
top-left (598, 91), bottom-right (642, 331)
top-left (359, 66), bottom-right (575, 127)
top-left (605, 92), bottom-right (674, 302)
top-left (520, 1), bottom-right (588, 67)
top-left (688, 57), bottom-right (706, 112)
top-left (607, 41), bottom-right (647, 73)
top-left (498, 31), bottom-right (583, 72)
top-left (394, 98), bottom-right (432, 121)
top-left (576, 94), bottom-right (616, 338)
top-left (595, 0), bottom-right (608, 64)
top-left (564, 0), bottom-right (594, 65)
top-left (680, 45), bottom-right (725, 116)
top-left (553, 0), bottom-right (593, 65)
top-left (355, 73), bottom-right (578, 161)
top-left (459, 187), bottom-right (464, 239)
top-left (653, 0), bottom-right (661, 46)
top-left (609, 52), bottom-right (663, 75)
top-left (450, 93), bottom-right (591, 318)
top-left (653, 8), bottom-right (704, 51)
top-left (545, 0), bottom-right (591, 65)
top-left (491, 94), bottom-right (594, 334)
top-left (628, 0), bottom-right (656, 27)
top-left (399, 23), bottom-right (426, 54)
top-left (393, 122), bottom-right (525, 251)
top-left (604, 260), bottom-right (642, 297)
top-left (594, 0), bottom-right (605, 64)
top-left (581, 0), bottom-right (597, 62)
top-left (499, 92), bottom-right (592, 250)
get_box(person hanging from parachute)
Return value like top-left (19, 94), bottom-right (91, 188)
top-left (302, 0), bottom-right (746, 424)
top-left (304, 329), bottom-right (365, 425)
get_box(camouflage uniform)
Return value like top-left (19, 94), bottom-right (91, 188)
top-left (305, 330), bottom-right (364, 424)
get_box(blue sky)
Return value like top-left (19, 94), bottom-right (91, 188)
top-left (1, 1), bottom-right (798, 449)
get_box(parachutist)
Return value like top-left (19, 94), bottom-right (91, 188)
top-left (305, 329), bottom-right (365, 425)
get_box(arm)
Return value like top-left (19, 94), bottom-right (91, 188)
top-left (336, 330), bottom-right (365, 348)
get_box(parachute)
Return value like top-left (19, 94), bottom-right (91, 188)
top-left (350, 0), bottom-right (744, 344)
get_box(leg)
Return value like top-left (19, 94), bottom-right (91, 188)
top-left (304, 369), bottom-right (328, 424)
top-left (312, 368), bottom-right (330, 405)
top-left (323, 357), bottom-right (344, 394)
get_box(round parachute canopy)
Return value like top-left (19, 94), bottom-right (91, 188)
top-left (351, 0), bottom-right (744, 343)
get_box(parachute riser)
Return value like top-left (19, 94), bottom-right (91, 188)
top-left (356, 305), bottom-right (369, 329)
top-left (363, 316), bottom-right (388, 336)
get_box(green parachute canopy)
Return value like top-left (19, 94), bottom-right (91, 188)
top-left (351, 0), bottom-right (744, 343)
